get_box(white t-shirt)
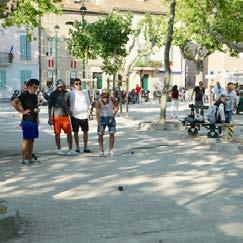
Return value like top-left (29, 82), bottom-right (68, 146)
top-left (222, 89), bottom-right (236, 111)
top-left (213, 86), bottom-right (225, 100)
top-left (70, 89), bottom-right (90, 119)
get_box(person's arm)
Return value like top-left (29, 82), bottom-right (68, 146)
top-left (48, 93), bottom-right (54, 125)
top-left (11, 97), bottom-right (30, 115)
top-left (218, 104), bottom-right (225, 122)
top-left (233, 92), bottom-right (237, 111)
top-left (112, 97), bottom-right (119, 117)
top-left (95, 101), bottom-right (101, 124)
top-left (190, 89), bottom-right (195, 100)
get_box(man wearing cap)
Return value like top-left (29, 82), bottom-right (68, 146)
top-left (12, 79), bottom-right (40, 165)
top-left (96, 89), bottom-right (119, 156)
top-left (48, 79), bottom-right (77, 155)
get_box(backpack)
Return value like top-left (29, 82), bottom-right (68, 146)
top-left (207, 105), bottom-right (218, 123)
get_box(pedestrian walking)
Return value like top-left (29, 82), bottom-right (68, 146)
top-left (224, 82), bottom-right (237, 123)
top-left (191, 81), bottom-right (205, 116)
top-left (70, 78), bottom-right (91, 153)
top-left (11, 79), bottom-right (40, 165)
top-left (95, 90), bottom-right (119, 157)
top-left (48, 79), bottom-right (77, 155)
top-left (170, 85), bottom-right (179, 119)
top-left (135, 84), bottom-right (142, 104)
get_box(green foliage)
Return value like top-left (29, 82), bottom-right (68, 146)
top-left (68, 12), bottom-right (133, 75)
top-left (0, 0), bottom-right (61, 30)
top-left (91, 12), bottom-right (133, 75)
top-left (68, 21), bottom-right (99, 60)
top-left (142, 0), bottom-right (240, 67)
top-left (174, 0), bottom-right (240, 57)
top-left (135, 59), bottom-right (162, 68)
top-left (240, 0), bottom-right (243, 42)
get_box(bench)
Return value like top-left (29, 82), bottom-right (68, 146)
top-left (182, 104), bottom-right (241, 138)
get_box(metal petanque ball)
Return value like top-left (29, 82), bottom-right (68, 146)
top-left (118, 186), bottom-right (123, 191)
top-left (130, 151), bottom-right (134, 154)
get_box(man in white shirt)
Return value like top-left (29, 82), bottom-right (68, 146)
top-left (213, 81), bottom-right (225, 101)
top-left (70, 78), bottom-right (91, 153)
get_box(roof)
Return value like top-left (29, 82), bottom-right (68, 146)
top-left (60, 0), bottom-right (166, 15)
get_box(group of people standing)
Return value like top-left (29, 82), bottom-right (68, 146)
top-left (12, 78), bottom-right (119, 165)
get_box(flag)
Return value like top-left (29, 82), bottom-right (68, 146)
top-left (9, 45), bottom-right (14, 59)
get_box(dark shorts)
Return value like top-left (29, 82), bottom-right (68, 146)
top-left (22, 120), bottom-right (39, 140)
top-left (71, 117), bottom-right (89, 132)
top-left (98, 116), bottom-right (116, 135)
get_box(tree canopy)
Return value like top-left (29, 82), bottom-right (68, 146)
top-left (68, 12), bottom-right (133, 76)
top-left (0, 0), bottom-right (61, 30)
top-left (143, 0), bottom-right (240, 72)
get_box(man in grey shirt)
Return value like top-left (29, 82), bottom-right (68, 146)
top-left (48, 79), bottom-right (77, 155)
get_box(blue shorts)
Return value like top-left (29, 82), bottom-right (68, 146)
top-left (22, 120), bottom-right (39, 140)
top-left (98, 116), bottom-right (116, 134)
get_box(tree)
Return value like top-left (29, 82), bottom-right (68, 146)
top-left (141, 0), bottom-right (240, 124)
top-left (91, 12), bottom-right (133, 96)
top-left (68, 12), bottom-right (133, 96)
top-left (175, 0), bottom-right (240, 79)
top-left (160, 0), bottom-right (176, 124)
top-left (0, 0), bottom-right (61, 30)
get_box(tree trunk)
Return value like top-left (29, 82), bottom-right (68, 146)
top-left (159, 0), bottom-right (176, 124)
top-left (113, 73), bottom-right (116, 97)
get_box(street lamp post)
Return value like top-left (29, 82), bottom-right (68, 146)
top-left (80, 4), bottom-right (87, 80)
top-left (54, 24), bottom-right (60, 82)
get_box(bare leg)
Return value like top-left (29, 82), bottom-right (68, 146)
top-left (55, 134), bottom-right (61, 150)
top-left (21, 139), bottom-right (29, 160)
top-left (67, 133), bottom-right (73, 150)
top-left (109, 134), bottom-right (115, 152)
top-left (83, 131), bottom-right (88, 150)
top-left (74, 132), bottom-right (79, 150)
top-left (27, 140), bottom-right (34, 160)
top-left (98, 134), bottom-right (104, 152)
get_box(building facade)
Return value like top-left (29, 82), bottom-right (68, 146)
top-left (0, 26), bottom-right (39, 98)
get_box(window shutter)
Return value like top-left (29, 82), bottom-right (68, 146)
top-left (20, 35), bottom-right (26, 60)
top-left (20, 70), bottom-right (32, 85)
top-left (0, 70), bottom-right (7, 89)
top-left (26, 39), bottom-right (31, 60)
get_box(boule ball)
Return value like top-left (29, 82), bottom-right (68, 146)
top-left (118, 186), bottom-right (123, 191)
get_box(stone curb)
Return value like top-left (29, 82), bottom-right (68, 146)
top-left (0, 201), bottom-right (21, 241)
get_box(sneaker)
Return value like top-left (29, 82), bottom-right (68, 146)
top-left (108, 150), bottom-right (114, 157)
top-left (83, 149), bottom-right (91, 153)
top-left (67, 150), bottom-right (78, 156)
top-left (99, 151), bottom-right (104, 157)
top-left (75, 149), bottom-right (80, 153)
top-left (57, 150), bottom-right (65, 155)
top-left (21, 159), bottom-right (32, 165)
top-left (32, 154), bottom-right (38, 160)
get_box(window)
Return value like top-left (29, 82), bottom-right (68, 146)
top-left (47, 37), bottom-right (55, 57)
top-left (20, 34), bottom-right (31, 60)
top-left (20, 70), bottom-right (32, 86)
top-left (0, 70), bottom-right (6, 89)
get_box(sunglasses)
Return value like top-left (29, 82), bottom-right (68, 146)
top-left (75, 82), bottom-right (81, 85)
top-left (102, 96), bottom-right (109, 99)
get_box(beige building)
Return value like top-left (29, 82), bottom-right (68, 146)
top-left (206, 51), bottom-right (243, 89)
top-left (40, 0), bottom-right (186, 94)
